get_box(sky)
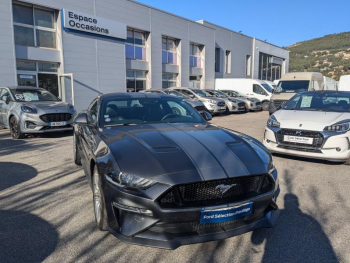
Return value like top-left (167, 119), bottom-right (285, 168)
top-left (136, 0), bottom-right (348, 47)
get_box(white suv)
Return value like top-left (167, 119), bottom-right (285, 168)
top-left (263, 91), bottom-right (350, 164)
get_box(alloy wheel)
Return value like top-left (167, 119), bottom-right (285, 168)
top-left (10, 117), bottom-right (18, 138)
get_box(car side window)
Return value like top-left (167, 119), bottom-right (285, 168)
top-left (253, 84), bottom-right (266, 95)
top-left (88, 100), bottom-right (98, 124)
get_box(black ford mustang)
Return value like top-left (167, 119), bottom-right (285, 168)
top-left (73, 92), bottom-right (279, 249)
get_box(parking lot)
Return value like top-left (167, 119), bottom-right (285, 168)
top-left (1, 111), bottom-right (349, 263)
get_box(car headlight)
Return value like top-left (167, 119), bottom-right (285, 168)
top-left (324, 121), bottom-right (350, 132)
top-left (21, 105), bottom-right (37, 113)
top-left (68, 104), bottom-right (76, 113)
top-left (228, 98), bottom-right (238, 103)
top-left (105, 171), bottom-right (156, 189)
top-left (268, 160), bottom-right (276, 175)
top-left (208, 99), bottom-right (217, 104)
top-left (267, 115), bottom-right (280, 128)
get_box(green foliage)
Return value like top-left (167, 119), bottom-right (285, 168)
top-left (288, 32), bottom-right (350, 80)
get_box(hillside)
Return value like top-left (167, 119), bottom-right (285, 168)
top-left (288, 32), bottom-right (350, 80)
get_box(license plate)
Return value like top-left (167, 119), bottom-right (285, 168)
top-left (200, 202), bottom-right (253, 224)
top-left (283, 135), bottom-right (313, 144)
top-left (49, 121), bottom-right (67, 127)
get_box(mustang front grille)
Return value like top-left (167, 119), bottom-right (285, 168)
top-left (40, 113), bottom-right (72, 123)
top-left (276, 129), bottom-right (324, 149)
top-left (157, 175), bottom-right (274, 209)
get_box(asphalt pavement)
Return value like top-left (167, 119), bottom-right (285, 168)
top-left (0, 111), bottom-right (349, 263)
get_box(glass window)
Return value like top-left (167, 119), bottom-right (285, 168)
top-left (126, 70), bottom-right (147, 92)
top-left (127, 30), bottom-right (134, 44)
top-left (17, 74), bottom-right (37, 87)
top-left (167, 39), bottom-right (176, 51)
top-left (36, 29), bottom-right (56, 48)
top-left (277, 81), bottom-right (310, 93)
top-left (14, 26), bottom-right (35, 46)
top-left (261, 84), bottom-right (273, 93)
top-left (190, 43), bottom-right (201, 68)
top-left (38, 62), bottom-right (58, 72)
top-left (162, 73), bottom-right (177, 88)
top-left (11, 88), bottom-right (58, 101)
top-left (162, 51), bottom-right (167, 64)
top-left (162, 38), bottom-right (167, 50)
top-left (125, 45), bottom-right (134, 59)
top-left (16, 60), bottom-right (36, 71)
top-left (215, 48), bottom-right (220, 72)
top-left (253, 84), bottom-right (266, 95)
top-left (125, 29), bottom-right (146, 60)
top-left (135, 46), bottom-right (146, 60)
top-left (134, 31), bottom-right (145, 45)
top-left (34, 8), bottom-right (54, 28)
top-left (88, 100), bottom-right (98, 123)
top-left (162, 36), bottom-right (177, 65)
top-left (13, 4), bottom-right (33, 25)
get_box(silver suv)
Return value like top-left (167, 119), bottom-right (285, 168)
top-left (0, 86), bottom-right (76, 139)
top-left (205, 89), bottom-right (246, 113)
top-left (169, 87), bottom-right (226, 115)
top-left (220, 90), bottom-right (262, 111)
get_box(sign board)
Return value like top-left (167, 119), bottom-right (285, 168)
top-left (270, 56), bottom-right (283, 65)
top-left (62, 9), bottom-right (127, 39)
top-left (19, 75), bottom-right (34, 79)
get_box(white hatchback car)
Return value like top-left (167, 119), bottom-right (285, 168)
top-left (263, 91), bottom-right (350, 164)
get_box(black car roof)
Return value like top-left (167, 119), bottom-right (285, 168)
top-left (100, 92), bottom-right (180, 100)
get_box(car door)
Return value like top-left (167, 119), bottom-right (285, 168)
top-left (80, 99), bottom-right (99, 165)
top-left (252, 84), bottom-right (268, 101)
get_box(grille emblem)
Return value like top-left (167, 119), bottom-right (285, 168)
top-left (215, 184), bottom-right (237, 195)
top-left (296, 131), bottom-right (302, 136)
top-left (299, 124), bottom-right (302, 127)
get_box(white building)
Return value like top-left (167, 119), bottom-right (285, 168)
top-left (0, 0), bottom-right (289, 110)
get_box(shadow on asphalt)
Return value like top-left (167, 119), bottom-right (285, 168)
top-left (0, 162), bottom-right (38, 191)
top-left (0, 210), bottom-right (58, 263)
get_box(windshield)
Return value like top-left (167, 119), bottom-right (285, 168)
top-left (100, 97), bottom-right (206, 127)
top-left (11, 89), bottom-right (59, 102)
top-left (231, 90), bottom-right (244, 97)
top-left (261, 84), bottom-right (273, 93)
top-left (208, 90), bottom-right (228, 98)
top-left (192, 89), bottom-right (211, 97)
top-left (283, 92), bottom-right (350, 113)
top-left (277, 80), bottom-right (310, 93)
top-left (164, 90), bottom-right (188, 99)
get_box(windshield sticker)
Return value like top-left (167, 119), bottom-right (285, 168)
top-left (300, 96), bottom-right (312, 108)
top-left (15, 94), bottom-right (25, 100)
top-left (105, 118), bottom-right (111, 122)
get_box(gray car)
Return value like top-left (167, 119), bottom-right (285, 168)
top-left (220, 90), bottom-right (262, 111)
top-left (168, 87), bottom-right (226, 115)
top-left (205, 89), bottom-right (246, 113)
top-left (0, 86), bottom-right (76, 139)
top-left (139, 89), bottom-right (206, 112)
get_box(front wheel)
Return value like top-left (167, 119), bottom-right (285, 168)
top-left (9, 116), bottom-right (24, 139)
top-left (92, 167), bottom-right (108, 231)
top-left (262, 102), bottom-right (269, 111)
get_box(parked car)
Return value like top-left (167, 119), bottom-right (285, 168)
top-left (205, 89), bottom-right (246, 113)
top-left (139, 89), bottom-right (206, 112)
top-left (73, 92), bottom-right (279, 249)
top-left (264, 91), bottom-right (350, 164)
top-left (220, 90), bottom-right (262, 111)
top-left (169, 87), bottom-right (226, 115)
top-left (269, 72), bottom-right (324, 115)
top-left (215, 78), bottom-right (273, 111)
top-left (0, 86), bottom-right (76, 139)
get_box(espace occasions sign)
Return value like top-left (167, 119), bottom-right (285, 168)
top-left (62, 9), bottom-right (126, 39)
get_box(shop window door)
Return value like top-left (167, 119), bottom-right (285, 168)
top-left (38, 73), bottom-right (58, 97)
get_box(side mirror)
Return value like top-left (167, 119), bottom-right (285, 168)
top-left (202, 111), bottom-right (212, 121)
top-left (74, 113), bottom-right (88, 125)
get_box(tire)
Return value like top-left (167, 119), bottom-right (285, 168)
top-left (9, 116), bottom-right (25, 139)
top-left (262, 101), bottom-right (269, 111)
top-left (92, 166), bottom-right (108, 231)
top-left (73, 133), bottom-right (82, 165)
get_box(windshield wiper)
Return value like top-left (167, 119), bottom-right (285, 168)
top-left (104, 123), bottom-right (138, 127)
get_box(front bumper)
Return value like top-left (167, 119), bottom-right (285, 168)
top-left (227, 101), bottom-right (246, 113)
top-left (203, 101), bottom-right (226, 114)
top-left (103, 175), bottom-right (279, 249)
top-left (19, 113), bottom-right (74, 133)
top-left (247, 101), bottom-right (262, 111)
top-left (263, 127), bottom-right (350, 162)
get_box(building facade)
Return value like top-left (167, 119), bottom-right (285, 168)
top-left (0, 0), bottom-right (289, 111)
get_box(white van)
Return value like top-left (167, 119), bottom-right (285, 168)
top-left (215, 78), bottom-right (273, 110)
top-left (323, 76), bottom-right (337, 90)
top-left (339, 75), bottom-right (350, 91)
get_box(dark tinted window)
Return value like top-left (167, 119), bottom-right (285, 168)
top-left (100, 97), bottom-right (205, 127)
top-left (88, 100), bottom-right (98, 123)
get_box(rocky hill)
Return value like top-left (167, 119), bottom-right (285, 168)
top-left (288, 32), bottom-right (350, 80)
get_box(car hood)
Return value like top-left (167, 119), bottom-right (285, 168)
top-left (274, 110), bottom-right (350, 131)
top-left (184, 99), bottom-right (204, 107)
top-left (100, 123), bottom-right (272, 184)
top-left (22, 101), bottom-right (72, 113)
